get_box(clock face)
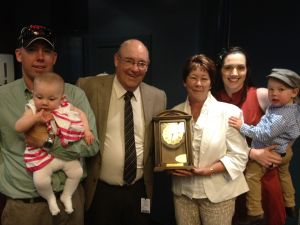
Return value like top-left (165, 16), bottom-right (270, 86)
top-left (161, 121), bottom-right (185, 148)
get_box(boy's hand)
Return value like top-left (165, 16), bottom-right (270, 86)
top-left (228, 116), bottom-right (243, 130)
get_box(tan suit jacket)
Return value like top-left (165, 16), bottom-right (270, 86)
top-left (77, 74), bottom-right (167, 210)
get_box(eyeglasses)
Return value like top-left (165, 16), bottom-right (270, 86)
top-left (118, 56), bottom-right (149, 70)
top-left (18, 25), bottom-right (55, 48)
top-left (222, 64), bottom-right (246, 73)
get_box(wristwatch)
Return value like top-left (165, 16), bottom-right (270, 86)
top-left (43, 132), bottom-right (55, 149)
top-left (209, 167), bottom-right (215, 176)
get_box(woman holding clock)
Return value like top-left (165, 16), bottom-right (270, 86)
top-left (170, 54), bottom-right (249, 225)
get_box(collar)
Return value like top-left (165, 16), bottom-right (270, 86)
top-left (113, 76), bottom-right (140, 101)
top-left (184, 91), bottom-right (214, 119)
top-left (21, 78), bottom-right (33, 101)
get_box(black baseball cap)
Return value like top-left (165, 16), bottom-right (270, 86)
top-left (18, 25), bottom-right (55, 50)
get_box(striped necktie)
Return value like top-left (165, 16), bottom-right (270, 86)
top-left (123, 91), bottom-right (137, 185)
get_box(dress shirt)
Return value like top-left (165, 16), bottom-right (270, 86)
top-left (100, 77), bottom-right (145, 185)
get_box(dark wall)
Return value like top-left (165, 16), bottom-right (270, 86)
top-left (0, 2), bottom-right (15, 54)
top-left (0, 0), bottom-right (89, 80)
top-left (229, 0), bottom-right (300, 87)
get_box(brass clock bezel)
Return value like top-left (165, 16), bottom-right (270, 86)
top-left (161, 121), bottom-right (186, 149)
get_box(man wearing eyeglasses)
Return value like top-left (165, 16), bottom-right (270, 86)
top-left (0, 25), bottom-right (99, 225)
top-left (77, 39), bottom-right (167, 225)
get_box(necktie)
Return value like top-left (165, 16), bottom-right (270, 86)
top-left (123, 91), bottom-right (137, 185)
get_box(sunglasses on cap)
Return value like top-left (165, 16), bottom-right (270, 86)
top-left (18, 25), bottom-right (55, 49)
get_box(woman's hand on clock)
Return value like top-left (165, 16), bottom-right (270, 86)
top-left (192, 167), bottom-right (211, 176)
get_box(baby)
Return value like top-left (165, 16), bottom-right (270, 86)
top-left (15, 72), bottom-right (94, 215)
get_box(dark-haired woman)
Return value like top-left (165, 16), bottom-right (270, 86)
top-left (213, 47), bottom-right (289, 225)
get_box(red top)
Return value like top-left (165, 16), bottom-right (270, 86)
top-left (217, 86), bottom-right (264, 126)
top-left (217, 87), bottom-right (264, 144)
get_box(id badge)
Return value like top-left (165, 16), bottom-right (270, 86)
top-left (141, 198), bottom-right (150, 213)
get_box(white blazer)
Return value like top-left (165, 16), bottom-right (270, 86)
top-left (172, 92), bottom-right (249, 203)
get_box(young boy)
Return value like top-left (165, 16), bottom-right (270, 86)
top-left (15, 72), bottom-right (94, 215)
top-left (229, 68), bottom-right (300, 221)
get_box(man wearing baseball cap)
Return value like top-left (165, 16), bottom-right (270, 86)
top-left (0, 25), bottom-right (99, 225)
top-left (229, 68), bottom-right (300, 224)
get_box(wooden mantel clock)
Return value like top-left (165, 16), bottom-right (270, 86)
top-left (153, 109), bottom-right (193, 171)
